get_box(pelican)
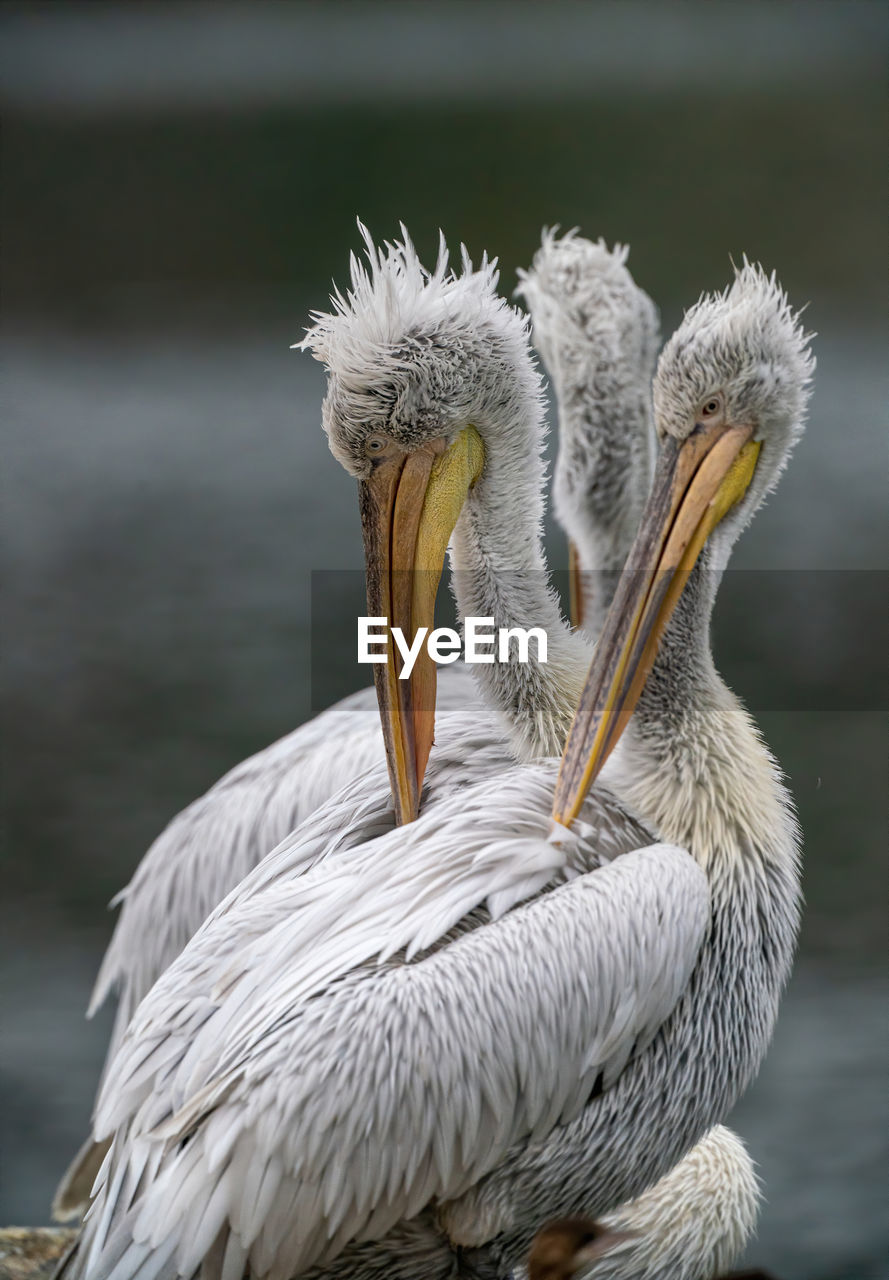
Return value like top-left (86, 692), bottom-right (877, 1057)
top-left (516, 230), bottom-right (659, 639)
top-left (59, 249), bottom-right (811, 1280)
top-left (60, 226), bottom-right (762, 1273)
top-left (52, 229), bottom-right (660, 1219)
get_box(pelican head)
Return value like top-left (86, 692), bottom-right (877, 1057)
top-left (516, 229), bottom-right (659, 398)
top-left (300, 224), bottom-right (544, 823)
top-left (553, 262), bottom-right (814, 826)
top-left (517, 229), bottom-right (660, 629)
top-left (654, 261), bottom-right (815, 549)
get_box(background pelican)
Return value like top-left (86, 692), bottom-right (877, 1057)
top-left (516, 230), bottom-right (659, 638)
top-left (53, 229), bottom-right (661, 1219)
top-left (60, 252), bottom-right (812, 1280)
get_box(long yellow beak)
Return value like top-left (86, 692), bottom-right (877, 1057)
top-left (360, 426), bottom-right (484, 824)
top-left (551, 419), bottom-right (761, 828)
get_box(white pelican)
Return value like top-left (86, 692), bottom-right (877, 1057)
top-left (52, 230), bottom-right (659, 1218)
top-left (59, 254), bottom-right (812, 1280)
top-left (61, 226), bottom-right (763, 1275)
top-left (516, 230), bottom-right (659, 638)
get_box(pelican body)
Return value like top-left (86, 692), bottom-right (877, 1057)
top-left (56, 230), bottom-right (657, 1215)
top-left (55, 227), bottom-right (647, 1208)
top-left (59, 241), bottom-right (812, 1280)
top-left (58, 226), bottom-right (764, 1276)
top-left (517, 230), bottom-right (659, 638)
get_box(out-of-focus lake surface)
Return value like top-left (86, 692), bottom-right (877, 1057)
top-left (2, 3), bottom-right (887, 1276)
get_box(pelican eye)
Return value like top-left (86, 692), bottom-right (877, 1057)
top-left (700, 395), bottom-right (724, 419)
top-left (365, 436), bottom-right (388, 456)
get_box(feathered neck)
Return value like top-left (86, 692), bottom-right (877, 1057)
top-left (300, 224), bottom-right (590, 760)
top-left (607, 551), bottom-right (799, 876)
top-left (448, 383), bottom-right (590, 762)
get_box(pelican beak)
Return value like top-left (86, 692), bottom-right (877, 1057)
top-left (551, 419), bottom-right (761, 828)
top-left (360, 425), bottom-right (485, 824)
top-left (568, 540), bottom-right (585, 630)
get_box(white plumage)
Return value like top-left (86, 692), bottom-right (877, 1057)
top-left (523, 1125), bottom-right (760, 1280)
top-left (54, 228), bottom-right (662, 1219)
top-left (517, 229), bottom-right (658, 638)
top-left (588, 1126), bottom-right (761, 1280)
top-left (60, 238), bottom-right (812, 1279)
top-left (86, 671), bottom-right (473, 1054)
top-left (78, 767), bottom-right (697, 1280)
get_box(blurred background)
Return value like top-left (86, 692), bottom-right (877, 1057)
top-left (1, 2), bottom-right (887, 1276)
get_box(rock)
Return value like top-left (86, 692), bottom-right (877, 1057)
top-left (0, 1229), bottom-right (76, 1280)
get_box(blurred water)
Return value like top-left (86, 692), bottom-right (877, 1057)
top-left (1, 327), bottom-right (887, 1278)
top-left (1, 0), bottom-right (883, 111)
top-left (1, 1), bottom-right (887, 1273)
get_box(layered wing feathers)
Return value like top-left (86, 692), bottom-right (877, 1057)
top-left (77, 764), bottom-right (706, 1280)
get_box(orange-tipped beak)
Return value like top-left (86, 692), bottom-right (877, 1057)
top-left (551, 419), bottom-right (761, 829)
top-left (360, 426), bottom-right (484, 824)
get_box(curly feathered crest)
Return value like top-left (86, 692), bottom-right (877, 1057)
top-left (297, 221), bottom-right (529, 382)
top-left (516, 226), bottom-right (634, 314)
top-left (655, 259), bottom-right (815, 444)
top-left (294, 222), bottom-right (546, 478)
top-left (654, 259), bottom-right (815, 537)
top-left (515, 226), bottom-right (660, 394)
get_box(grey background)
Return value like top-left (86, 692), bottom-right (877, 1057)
top-left (1, 3), bottom-right (887, 1277)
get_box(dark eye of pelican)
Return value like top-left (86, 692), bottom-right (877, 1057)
top-left (701, 396), bottom-right (723, 418)
top-left (365, 436), bottom-right (387, 455)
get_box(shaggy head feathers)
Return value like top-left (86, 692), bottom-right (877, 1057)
top-left (513, 229), bottom-right (660, 589)
top-left (656, 261), bottom-right (813, 444)
top-left (298, 223), bottom-right (543, 478)
top-left (516, 228), bottom-right (660, 387)
top-left (654, 261), bottom-right (814, 533)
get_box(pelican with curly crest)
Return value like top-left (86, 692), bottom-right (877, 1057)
top-left (60, 243), bottom-right (810, 1280)
top-left (57, 230), bottom-right (761, 1276)
top-left (517, 228), bottom-right (659, 640)
top-left (53, 229), bottom-right (652, 1216)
